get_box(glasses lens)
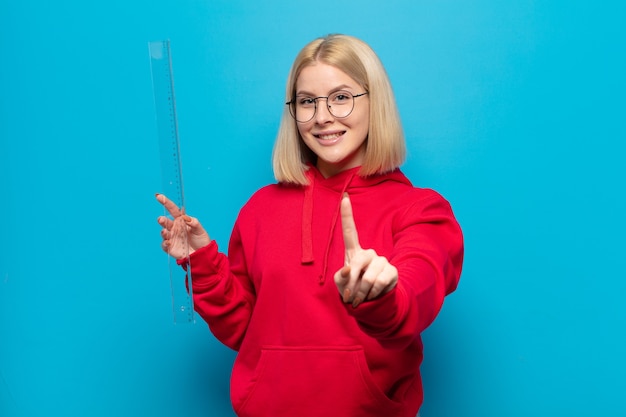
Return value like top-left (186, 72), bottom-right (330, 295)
top-left (327, 91), bottom-right (355, 118)
top-left (292, 96), bottom-right (316, 123)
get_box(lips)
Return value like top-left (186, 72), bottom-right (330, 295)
top-left (314, 131), bottom-right (345, 141)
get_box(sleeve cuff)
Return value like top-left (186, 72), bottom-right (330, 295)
top-left (345, 285), bottom-right (407, 333)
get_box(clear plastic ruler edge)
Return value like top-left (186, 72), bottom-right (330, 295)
top-left (148, 40), bottom-right (195, 324)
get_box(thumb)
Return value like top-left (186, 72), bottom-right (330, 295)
top-left (335, 265), bottom-right (352, 302)
top-left (183, 215), bottom-right (209, 238)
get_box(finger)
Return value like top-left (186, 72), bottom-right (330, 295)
top-left (182, 215), bottom-right (212, 242)
top-left (340, 193), bottom-right (361, 261)
top-left (352, 256), bottom-right (386, 307)
top-left (157, 216), bottom-right (174, 230)
top-left (162, 239), bottom-right (181, 257)
top-left (334, 265), bottom-right (352, 302)
top-left (155, 193), bottom-right (183, 218)
top-left (345, 246), bottom-right (375, 283)
top-left (182, 215), bottom-right (200, 234)
top-left (366, 264), bottom-right (398, 300)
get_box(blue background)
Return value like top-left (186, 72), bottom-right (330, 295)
top-left (1, 1), bottom-right (625, 416)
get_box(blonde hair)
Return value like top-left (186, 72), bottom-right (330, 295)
top-left (272, 34), bottom-right (406, 185)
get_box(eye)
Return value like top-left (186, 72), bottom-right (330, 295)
top-left (331, 91), bottom-right (352, 103)
top-left (297, 96), bottom-right (316, 106)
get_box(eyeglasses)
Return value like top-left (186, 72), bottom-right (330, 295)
top-left (286, 90), bottom-right (368, 123)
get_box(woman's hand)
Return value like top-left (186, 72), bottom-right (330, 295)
top-left (334, 193), bottom-right (398, 308)
top-left (156, 194), bottom-right (211, 259)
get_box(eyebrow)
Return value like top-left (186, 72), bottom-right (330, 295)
top-left (295, 84), bottom-right (354, 96)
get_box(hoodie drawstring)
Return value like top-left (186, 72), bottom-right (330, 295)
top-left (301, 173), bottom-right (315, 264)
top-left (300, 170), bottom-right (356, 285)
top-left (319, 173), bottom-right (354, 285)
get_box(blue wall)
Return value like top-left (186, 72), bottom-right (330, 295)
top-left (1, 1), bottom-right (625, 416)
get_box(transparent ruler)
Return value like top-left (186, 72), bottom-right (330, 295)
top-left (148, 40), bottom-right (195, 324)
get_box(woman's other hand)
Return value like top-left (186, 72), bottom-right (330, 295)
top-left (156, 193), bottom-right (211, 259)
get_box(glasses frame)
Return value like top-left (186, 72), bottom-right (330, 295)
top-left (286, 91), bottom-right (369, 123)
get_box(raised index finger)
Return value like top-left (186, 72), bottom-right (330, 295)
top-left (155, 193), bottom-right (183, 218)
top-left (340, 193), bottom-right (361, 259)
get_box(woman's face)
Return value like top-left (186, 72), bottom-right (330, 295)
top-left (295, 62), bottom-right (369, 178)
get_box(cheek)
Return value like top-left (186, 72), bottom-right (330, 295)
top-left (353, 118), bottom-right (370, 142)
top-left (296, 123), bottom-right (311, 139)
top-left (350, 109), bottom-right (369, 136)
top-left (297, 126), bottom-right (315, 150)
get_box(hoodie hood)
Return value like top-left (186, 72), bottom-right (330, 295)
top-left (300, 164), bottom-right (412, 284)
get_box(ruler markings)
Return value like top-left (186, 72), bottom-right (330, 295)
top-left (148, 40), bottom-right (195, 324)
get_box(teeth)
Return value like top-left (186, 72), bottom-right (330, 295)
top-left (318, 132), bottom-right (342, 140)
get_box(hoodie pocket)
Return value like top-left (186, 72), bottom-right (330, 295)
top-left (234, 345), bottom-right (403, 417)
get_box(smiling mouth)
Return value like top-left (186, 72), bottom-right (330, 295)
top-left (315, 132), bottom-right (345, 140)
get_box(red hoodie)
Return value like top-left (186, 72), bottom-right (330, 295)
top-left (185, 165), bottom-right (464, 417)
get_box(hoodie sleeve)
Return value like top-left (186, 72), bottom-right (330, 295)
top-left (186, 222), bottom-right (255, 351)
top-left (347, 191), bottom-right (464, 349)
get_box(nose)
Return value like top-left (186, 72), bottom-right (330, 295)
top-left (314, 98), bottom-right (334, 124)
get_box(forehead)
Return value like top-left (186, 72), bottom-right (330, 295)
top-left (296, 62), bottom-right (360, 94)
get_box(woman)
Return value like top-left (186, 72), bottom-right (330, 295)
top-left (157, 34), bottom-right (464, 417)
